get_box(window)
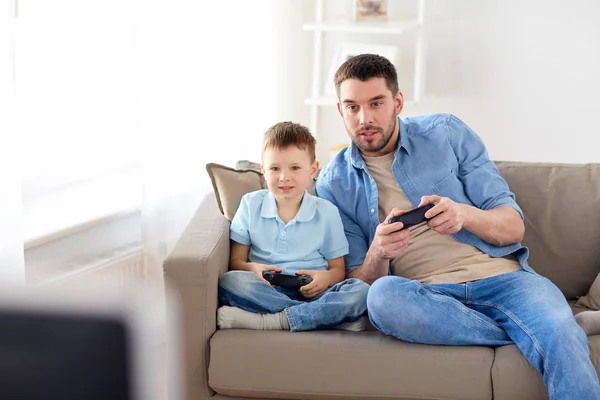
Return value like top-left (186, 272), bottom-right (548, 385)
top-left (16, 0), bottom-right (140, 244)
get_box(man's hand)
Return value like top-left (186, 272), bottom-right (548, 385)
top-left (296, 270), bottom-right (331, 299)
top-left (248, 263), bottom-right (282, 285)
top-left (369, 208), bottom-right (412, 260)
top-left (418, 195), bottom-right (466, 235)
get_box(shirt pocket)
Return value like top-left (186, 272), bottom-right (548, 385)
top-left (432, 169), bottom-right (466, 200)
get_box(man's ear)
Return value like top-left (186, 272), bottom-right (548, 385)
top-left (337, 102), bottom-right (343, 117)
top-left (311, 161), bottom-right (320, 179)
top-left (395, 90), bottom-right (404, 116)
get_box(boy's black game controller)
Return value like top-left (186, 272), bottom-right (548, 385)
top-left (262, 271), bottom-right (313, 289)
top-left (388, 203), bottom-right (435, 230)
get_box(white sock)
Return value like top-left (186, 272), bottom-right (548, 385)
top-left (217, 306), bottom-right (290, 330)
top-left (575, 311), bottom-right (600, 336)
top-left (334, 316), bottom-right (367, 332)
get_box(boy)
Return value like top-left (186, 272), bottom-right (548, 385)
top-left (217, 122), bottom-right (369, 331)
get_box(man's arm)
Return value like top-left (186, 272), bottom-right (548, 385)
top-left (346, 209), bottom-right (412, 284)
top-left (346, 249), bottom-right (389, 284)
top-left (317, 178), bottom-right (412, 285)
top-left (423, 115), bottom-right (525, 246)
top-left (461, 204), bottom-right (524, 246)
top-left (419, 195), bottom-right (524, 246)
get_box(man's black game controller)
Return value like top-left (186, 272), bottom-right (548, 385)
top-left (262, 271), bottom-right (313, 289)
top-left (388, 203), bottom-right (435, 230)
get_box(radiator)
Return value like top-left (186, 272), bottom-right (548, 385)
top-left (42, 246), bottom-right (145, 290)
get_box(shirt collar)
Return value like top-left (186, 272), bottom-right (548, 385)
top-left (260, 191), bottom-right (317, 222)
top-left (347, 116), bottom-right (410, 170)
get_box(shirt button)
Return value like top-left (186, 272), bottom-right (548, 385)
top-left (281, 231), bottom-right (286, 236)
top-left (370, 209), bottom-right (375, 213)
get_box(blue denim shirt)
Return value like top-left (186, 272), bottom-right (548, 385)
top-left (316, 113), bottom-right (532, 274)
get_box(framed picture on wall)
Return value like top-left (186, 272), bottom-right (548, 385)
top-left (324, 43), bottom-right (398, 96)
top-left (353, 0), bottom-right (388, 21)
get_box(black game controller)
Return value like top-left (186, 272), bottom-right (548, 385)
top-left (262, 271), bottom-right (313, 289)
top-left (388, 203), bottom-right (435, 230)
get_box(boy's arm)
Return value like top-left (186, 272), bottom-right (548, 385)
top-left (229, 195), bottom-right (281, 281)
top-left (229, 240), bottom-right (280, 285)
top-left (229, 241), bottom-right (251, 270)
top-left (298, 256), bottom-right (345, 299)
top-left (324, 256), bottom-right (346, 285)
top-left (297, 200), bottom-right (349, 298)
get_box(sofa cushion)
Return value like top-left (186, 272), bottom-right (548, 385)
top-left (206, 163), bottom-right (266, 220)
top-left (209, 329), bottom-right (495, 400)
top-left (577, 273), bottom-right (600, 310)
top-left (495, 162), bottom-right (600, 299)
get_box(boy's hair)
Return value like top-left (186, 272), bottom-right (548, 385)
top-left (263, 122), bottom-right (316, 163)
top-left (334, 54), bottom-right (399, 98)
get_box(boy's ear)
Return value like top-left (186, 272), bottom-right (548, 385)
top-left (311, 161), bottom-right (320, 179)
top-left (260, 163), bottom-right (265, 175)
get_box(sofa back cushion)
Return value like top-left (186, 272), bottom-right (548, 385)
top-left (496, 161), bottom-right (600, 299)
top-left (206, 162), bottom-right (266, 220)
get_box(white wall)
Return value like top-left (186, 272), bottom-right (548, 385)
top-left (298, 0), bottom-right (600, 164)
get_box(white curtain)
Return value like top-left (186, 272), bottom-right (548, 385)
top-left (0, 0), bottom-right (24, 285)
top-left (0, 0), bottom-right (302, 288)
top-left (137, 0), bottom-right (301, 284)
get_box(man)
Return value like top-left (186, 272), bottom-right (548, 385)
top-left (315, 54), bottom-right (600, 399)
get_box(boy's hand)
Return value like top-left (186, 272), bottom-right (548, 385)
top-left (248, 263), bottom-right (281, 285)
top-left (296, 270), bottom-right (331, 299)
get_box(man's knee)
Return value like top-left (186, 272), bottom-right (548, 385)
top-left (367, 276), bottom-right (417, 319)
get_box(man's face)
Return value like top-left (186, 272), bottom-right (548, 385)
top-left (261, 145), bottom-right (318, 203)
top-left (337, 77), bottom-right (403, 157)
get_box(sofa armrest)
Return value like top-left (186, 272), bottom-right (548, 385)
top-left (163, 193), bottom-right (230, 400)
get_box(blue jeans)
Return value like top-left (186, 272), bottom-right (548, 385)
top-left (367, 269), bottom-right (600, 400)
top-left (218, 270), bottom-right (369, 331)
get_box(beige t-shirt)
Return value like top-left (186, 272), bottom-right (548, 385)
top-left (363, 152), bottom-right (521, 285)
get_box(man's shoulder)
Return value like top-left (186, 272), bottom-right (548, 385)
top-left (317, 147), bottom-right (353, 185)
top-left (403, 113), bottom-right (455, 137)
top-left (313, 194), bottom-right (340, 215)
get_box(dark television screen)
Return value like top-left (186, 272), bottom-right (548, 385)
top-left (0, 310), bottom-right (131, 400)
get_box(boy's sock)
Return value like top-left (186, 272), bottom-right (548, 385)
top-left (217, 306), bottom-right (290, 330)
top-left (575, 310), bottom-right (600, 336)
top-left (334, 316), bottom-right (367, 332)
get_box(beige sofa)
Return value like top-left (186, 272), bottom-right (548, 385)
top-left (164, 161), bottom-right (600, 400)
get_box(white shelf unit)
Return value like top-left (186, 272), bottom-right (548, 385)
top-left (303, 0), bottom-right (428, 138)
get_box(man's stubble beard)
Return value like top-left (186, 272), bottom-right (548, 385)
top-left (348, 112), bottom-right (398, 154)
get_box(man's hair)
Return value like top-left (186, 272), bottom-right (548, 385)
top-left (263, 121), bottom-right (316, 163)
top-left (334, 54), bottom-right (399, 97)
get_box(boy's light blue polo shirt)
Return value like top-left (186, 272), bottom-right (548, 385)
top-left (230, 189), bottom-right (349, 275)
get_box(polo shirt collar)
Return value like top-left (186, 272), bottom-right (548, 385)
top-left (260, 191), bottom-right (317, 222)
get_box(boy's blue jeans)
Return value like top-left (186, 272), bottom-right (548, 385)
top-left (218, 270), bottom-right (369, 331)
top-left (367, 269), bottom-right (600, 400)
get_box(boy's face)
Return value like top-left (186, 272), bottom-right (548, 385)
top-left (261, 145), bottom-right (319, 203)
